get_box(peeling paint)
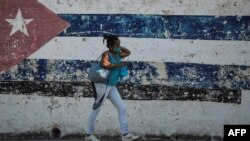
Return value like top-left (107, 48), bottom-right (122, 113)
top-left (0, 59), bottom-right (249, 90)
top-left (58, 14), bottom-right (250, 41)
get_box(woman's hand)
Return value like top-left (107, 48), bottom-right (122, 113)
top-left (119, 61), bottom-right (128, 67)
top-left (110, 61), bottom-right (127, 68)
top-left (119, 47), bottom-right (131, 58)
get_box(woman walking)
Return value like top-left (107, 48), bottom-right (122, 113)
top-left (85, 34), bottom-right (140, 141)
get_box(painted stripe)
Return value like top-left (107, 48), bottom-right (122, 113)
top-left (0, 81), bottom-right (241, 104)
top-left (57, 14), bottom-right (250, 41)
top-left (167, 62), bottom-right (250, 90)
top-left (0, 59), bottom-right (249, 90)
top-left (38, 0), bottom-right (250, 16)
top-left (28, 37), bottom-right (250, 66)
top-left (1, 92), bottom-right (249, 136)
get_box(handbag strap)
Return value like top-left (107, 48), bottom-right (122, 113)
top-left (97, 54), bottom-right (102, 61)
top-left (92, 73), bottom-right (111, 110)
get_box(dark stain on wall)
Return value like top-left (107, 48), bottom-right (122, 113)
top-left (0, 81), bottom-right (241, 104)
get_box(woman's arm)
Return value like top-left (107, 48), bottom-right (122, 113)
top-left (119, 46), bottom-right (131, 58)
top-left (100, 51), bottom-right (127, 69)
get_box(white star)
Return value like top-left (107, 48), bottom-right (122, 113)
top-left (5, 9), bottom-right (33, 36)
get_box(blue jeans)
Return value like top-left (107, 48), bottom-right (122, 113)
top-left (86, 83), bottom-right (129, 135)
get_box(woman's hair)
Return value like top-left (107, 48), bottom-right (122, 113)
top-left (103, 34), bottom-right (119, 48)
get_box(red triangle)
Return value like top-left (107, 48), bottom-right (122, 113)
top-left (0, 0), bottom-right (69, 72)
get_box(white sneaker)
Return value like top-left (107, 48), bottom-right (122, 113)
top-left (122, 133), bottom-right (140, 141)
top-left (85, 134), bottom-right (100, 141)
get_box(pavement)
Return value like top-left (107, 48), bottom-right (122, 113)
top-left (0, 133), bottom-right (223, 141)
top-left (0, 136), bottom-right (223, 141)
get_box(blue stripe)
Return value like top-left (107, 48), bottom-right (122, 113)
top-left (166, 63), bottom-right (249, 90)
top-left (0, 59), bottom-right (249, 90)
top-left (58, 14), bottom-right (250, 41)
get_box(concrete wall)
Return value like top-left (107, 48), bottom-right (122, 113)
top-left (0, 0), bottom-right (250, 138)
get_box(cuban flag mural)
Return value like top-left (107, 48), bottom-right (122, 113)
top-left (0, 0), bottom-right (249, 138)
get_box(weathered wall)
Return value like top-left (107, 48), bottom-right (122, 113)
top-left (0, 0), bottom-right (249, 138)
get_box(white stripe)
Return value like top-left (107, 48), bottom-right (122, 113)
top-left (38, 0), bottom-right (250, 15)
top-left (0, 90), bottom-right (249, 136)
top-left (28, 37), bottom-right (250, 66)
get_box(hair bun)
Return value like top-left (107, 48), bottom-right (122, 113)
top-left (103, 34), bottom-right (109, 39)
top-left (102, 34), bottom-right (119, 46)
top-left (103, 34), bottom-right (109, 43)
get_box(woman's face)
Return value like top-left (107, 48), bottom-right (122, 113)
top-left (110, 39), bottom-right (120, 49)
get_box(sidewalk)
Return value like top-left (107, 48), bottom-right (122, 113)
top-left (0, 135), bottom-right (223, 141)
